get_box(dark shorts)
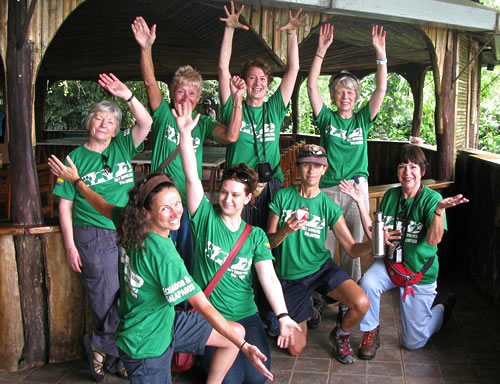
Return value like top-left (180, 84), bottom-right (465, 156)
top-left (119, 311), bottom-right (213, 384)
top-left (281, 259), bottom-right (351, 324)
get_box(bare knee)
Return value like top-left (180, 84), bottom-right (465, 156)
top-left (288, 342), bottom-right (305, 356)
top-left (230, 321), bottom-right (245, 339)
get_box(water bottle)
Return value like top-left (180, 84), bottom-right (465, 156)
top-left (372, 211), bottom-right (385, 258)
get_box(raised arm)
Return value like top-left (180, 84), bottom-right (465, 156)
top-left (173, 103), bottom-right (204, 216)
top-left (97, 73), bottom-right (152, 148)
top-left (132, 17), bottom-right (162, 111)
top-left (368, 25), bottom-right (387, 120)
top-left (189, 291), bottom-right (273, 381)
top-left (277, 8), bottom-right (307, 105)
top-left (254, 260), bottom-right (301, 349)
top-left (212, 76), bottom-right (246, 144)
top-left (307, 24), bottom-right (334, 118)
top-left (48, 155), bottom-right (114, 220)
top-left (219, 1), bottom-right (249, 106)
top-left (266, 211), bottom-right (307, 248)
top-left (426, 194), bottom-right (468, 246)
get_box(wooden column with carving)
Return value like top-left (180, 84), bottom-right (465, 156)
top-left (6, 0), bottom-right (47, 368)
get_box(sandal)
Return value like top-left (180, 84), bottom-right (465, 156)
top-left (83, 334), bottom-right (105, 382)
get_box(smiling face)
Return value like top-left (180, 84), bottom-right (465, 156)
top-left (173, 82), bottom-right (201, 110)
top-left (88, 112), bottom-right (117, 143)
top-left (146, 187), bottom-right (183, 237)
top-left (397, 161), bottom-right (423, 196)
top-left (218, 179), bottom-right (251, 218)
top-left (333, 85), bottom-right (357, 117)
top-left (298, 162), bottom-right (327, 188)
top-left (244, 66), bottom-right (269, 104)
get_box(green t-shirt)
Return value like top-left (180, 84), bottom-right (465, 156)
top-left (379, 186), bottom-right (447, 284)
top-left (151, 99), bottom-right (217, 202)
top-left (315, 104), bottom-right (374, 187)
top-left (221, 91), bottom-right (288, 183)
top-left (190, 198), bottom-right (274, 321)
top-left (111, 208), bottom-right (201, 359)
top-left (269, 186), bottom-right (343, 280)
top-left (52, 129), bottom-right (143, 229)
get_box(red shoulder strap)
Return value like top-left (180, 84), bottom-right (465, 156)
top-left (203, 223), bottom-right (252, 298)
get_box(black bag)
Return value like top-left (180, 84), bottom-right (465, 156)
top-left (256, 162), bottom-right (273, 182)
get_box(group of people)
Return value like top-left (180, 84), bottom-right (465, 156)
top-left (49, 1), bottom-right (468, 383)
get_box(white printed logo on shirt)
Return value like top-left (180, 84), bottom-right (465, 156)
top-left (204, 241), bottom-right (253, 279)
top-left (281, 210), bottom-right (326, 239)
top-left (325, 125), bottom-right (363, 145)
top-left (82, 161), bottom-right (134, 186)
top-left (240, 120), bottom-right (276, 142)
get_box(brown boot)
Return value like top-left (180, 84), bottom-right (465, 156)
top-left (358, 326), bottom-right (380, 360)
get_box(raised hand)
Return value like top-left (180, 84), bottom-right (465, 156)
top-left (318, 23), bottom-right (334, 51)
top-left (277, 316), bottom-right (301, 349)
top-left (372, 25), bottom-right (386, 56)
top-left (339, 179), bottom-right (363, 205)
top-left (436, 194), bottom-right (469, 211)
top-left (240, 343), bottom-right (273, 382)
top-left (230, 75), bottom-right (247, 99)
top-left (48, 155), bottom-right (80, 183)
top-left (277, 7), bottom-right (308, 32)
top-left (171, 102), bottom-right (200, 135)
top-left (98, 73), bottom-right (131, 100)
top-left (220, 0), bottom-right (249, 30)
top-left (131, 16), bottom-right (156, 49)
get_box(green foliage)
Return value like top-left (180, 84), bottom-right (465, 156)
top-left (478, 67), bottom-right (500, 154)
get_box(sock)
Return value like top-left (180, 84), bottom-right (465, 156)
top-left (336, 326), bottom-right (350, 336)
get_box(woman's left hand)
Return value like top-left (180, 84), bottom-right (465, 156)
top-left (372, 25), bottom-right (386, 56)
top-left (277, 8), bottom-right (308, 32)
top-left (436, 194), bottom-right (469, 211)
top-left (385, 228), bottom-right (401, 246)
top-left (172, 103), bottom-right (200, 135)
top-left (230, 75), bottom-right (247, 99)
top-left (48, 154), bottom-right (80, 183)
top-left (98, 73), bottom-right (131, 101)
top-left (277, 316), bottom-right (301, 349)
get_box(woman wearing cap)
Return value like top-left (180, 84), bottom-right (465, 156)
top-left (176, 102), bottom-right (300, 384)
top-left (307, 23), bottom-right (387, 283)
top-left (48, 159), bottom-right (274, 384)
top-left (339, 144), bottom-right (468, 360)
top-left (266, 144), bottom-right (397, 364)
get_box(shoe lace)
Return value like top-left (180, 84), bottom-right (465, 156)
top-left (337, 334), bottom-right (354, 355)
top-left (360, 329), bottom-right (377, 347)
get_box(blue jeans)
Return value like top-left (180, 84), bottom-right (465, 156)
top-left (201, 313), bottom-right (271, 384)
top-left (359, 259), bottom-right (443, 349)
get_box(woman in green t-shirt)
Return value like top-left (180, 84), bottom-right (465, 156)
top-left (47, 159), bottom-right (274, 384)
top-left (176, 102), bottom-right (300, 384)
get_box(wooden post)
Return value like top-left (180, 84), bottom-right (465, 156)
top-left (290, 73), bottom-right (304, 141)
top-left (408, 65), bottom-right (428, 138)
top-left (437, 36), bottom-right (455, 181)
top-left (6, 0), bottom-right (47, 369)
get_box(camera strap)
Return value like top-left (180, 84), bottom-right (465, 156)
top-left (395, 184), bottom-right (424, 244)
top-left (244, 102), bottom-right (267, 162)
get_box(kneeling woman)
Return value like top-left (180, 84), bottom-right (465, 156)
top-left (48, 159), bottom-right (273, 384)
top-left (175, 102), bottom-right (300, 384)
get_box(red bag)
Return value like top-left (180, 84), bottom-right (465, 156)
top-left (384, 257), bottom-right (434, 302)
top-left (171, 224), bottom-right (252, 373)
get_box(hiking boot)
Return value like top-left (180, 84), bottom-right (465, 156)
top-left (433, 292), bottom-right (456, 327)
top-left (307, 296), bottom-right (323, 329)
top-left (358, 326), bottom-right (380, 360)
top-left (336, 303), bottom-right (348, 327)
top-left (329, 326), bottom-right (355, 364)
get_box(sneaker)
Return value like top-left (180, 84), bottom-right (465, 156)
top-left (358, 326), bottom-right (380, 360)
top-left (307, 296), bottom-right (323, 329)
top-left (433, 292), bottom-right (456, 327)
top-left (336, 303), bottom-right (348, 327)
top-left (329, 326), bottom-right (355, 364)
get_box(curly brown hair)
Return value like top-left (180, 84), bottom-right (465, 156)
top-left (118, 173), bottom-right (177, 251)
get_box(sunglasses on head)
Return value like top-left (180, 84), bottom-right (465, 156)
top-left (331, 71), bottom-right (359, 83)
top-left (101, 154), bottom-right (111, 174)
top-left (222, 169), bottom-right (249, 184)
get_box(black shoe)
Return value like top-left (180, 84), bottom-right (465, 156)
top-left (433, 292), bottom-right (456, 327)
top-left (307, 297), bottom-right (323, 329)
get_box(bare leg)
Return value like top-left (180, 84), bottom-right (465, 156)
top-left (328, 280), bottom-right (369, 331)
top-left (288, 320), bottom-right (308, 356)
top-left (205, 321), bottom-right (245, 384)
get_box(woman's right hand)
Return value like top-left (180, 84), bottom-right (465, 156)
top-left (171, 102), bottom-right (201, 136)
top-left (339, 179), bottom-right (362, 204)
top-left (318, 23), bottom-right (334, 51)
top-left (131, 16), bottom-right (156, 49)
top-left (220, 0), bottom-right (249, 30)
top-left (48, 155), bottom-right (80, 183)
top-left (66, 244), bottom-right (82, 273)
top-left (241, 343), bottom-right (273, 382)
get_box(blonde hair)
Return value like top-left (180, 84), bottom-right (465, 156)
top-left (170, 65), bottom-right (202, 96)
top-left (329, 71), bottom-right (361, 101)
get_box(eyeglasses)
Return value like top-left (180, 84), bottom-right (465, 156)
top-left (101, 154), bottom-right (111, 174)
top-left (298, 145), bottom-right (326, 158)
top-left (222, 169), bottom-right (249, 184)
